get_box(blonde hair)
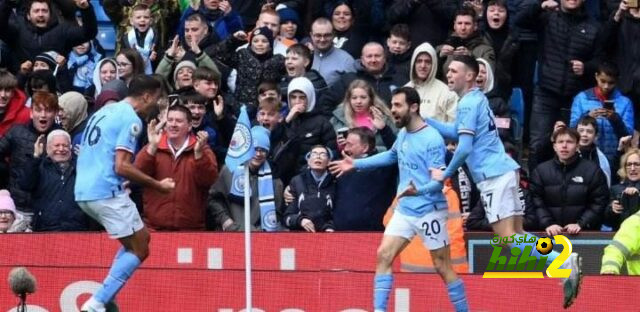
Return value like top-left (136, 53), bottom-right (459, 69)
top-left (341, 80), bottom-right (392, 128)
top-left (618, 148), bottom-right (640, 180)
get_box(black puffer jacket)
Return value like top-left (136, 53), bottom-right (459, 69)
top-left (0, 123), bottom-right (58, 213)
top-left (284, 169), bottom-right (336, 231)
top-left (515, 3), bottom-right (603, 97)
top-left (604, 180), bottom-right (640, 230)
top-left (0, 1), bottom-right (97, 64)
top-left (18, 155), bottom-right (91, 231)
top-left (530, 156), bottom-right (609, 230)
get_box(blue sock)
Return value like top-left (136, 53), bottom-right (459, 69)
top-left (512, 233), bottom-right (560, 266)
top-left (447, 279), bottom-right (469, 312)
top-left (373, 274), bottom-right (393, 311)
top-left (94, 251), bottom-right (141, 304)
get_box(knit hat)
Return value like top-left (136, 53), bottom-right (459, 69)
top-left (173, 60), bottom-right (197, 88)
top-left (35, 51), bottom-right (60, 75)
top-left (249, 27), bottom-right (274, 48)
top-left (251, 126), bottom-right (271, 152)
top-left (277, 7), bottom-right (300, 25)
top-left (0, 190), bottom-right (16, 216)
top-left (102, 79), bottom-right (128, 99)
top-left (95, 90), bottom-right (121, 110)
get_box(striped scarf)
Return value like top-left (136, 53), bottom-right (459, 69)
top-left (230, 162), bottom-right (278, 231)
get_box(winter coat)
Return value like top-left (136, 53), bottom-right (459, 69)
top-left (578, 145), bottom-right (612, 187)
top-left (386, 0), bottom-right (459, 47)
top-left (603, 12), bottom-right (640, 102)
top-left (135, 132), bottom-right (218, 230)
top-left (284, 170), bottom-right (336, 231)
top-left (207, 165), bottom-right (285, 231)
top-left (437, 32), bottom-right (496, 77)
top-left (604, 180), bottom-right (640, 230)
top-left (515, 2), bottom-right (603, 97)
top-left (0, 89), bottom-right (30, 137)
top-left (329, 103), bottom-right (397, 152)
top-left (177, 4), bottom-right (243, 43)
top-left (387, 49), bottom-right (412, 85)
top-left (279, 70), bottom-right (328, 104)
top-left (18, 156), bottom-right (90, 231)
top-left (333, 26), bottom-right (368, 60)
top-left (0, 2), bottom-right (98, 64)
top-left (530, 156), bottom-right (609, 230)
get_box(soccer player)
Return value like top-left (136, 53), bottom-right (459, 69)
top-left (329, 87), bottom-right (469, 312)
top-left (75, 75), bottom-right (176, 312)
top-left (427, 55), bottom-right (582, 308)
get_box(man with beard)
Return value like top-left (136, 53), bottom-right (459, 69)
top-left (329, 87), bottom-right (469, 312)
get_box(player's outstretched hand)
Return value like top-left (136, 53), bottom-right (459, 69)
top-left (429, 167), bottom-right (444, 182)
top-left (398, 180), bottom-right (417, 198)
top-left (157, 177), bottom-right (175, 193)
top-left (328, 151), bottom-right (354, 178)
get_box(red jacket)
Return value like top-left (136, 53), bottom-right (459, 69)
top-left (0, 89), bottom-right (29, 137)
top-left (135, 133), bottom-right (218, 230)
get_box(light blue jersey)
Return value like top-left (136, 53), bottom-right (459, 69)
top-left (455, 88), bottom-right (519, 182)
top-left (75, 101), bottom-right (143, 201)
top-left (354, 125), bottom-right (447, 217)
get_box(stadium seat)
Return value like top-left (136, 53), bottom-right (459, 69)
top-left (510, 88), bottom-right (525, 153)
top-left (91, 0), bottom-right (112, 23)
top-left (97, 26), bottom-right (117, 54)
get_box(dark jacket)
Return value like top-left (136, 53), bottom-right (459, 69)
top-left (0, 1), bottom-right (97, 64)
top-left (333, 26), bottom-right (368, 60)
top-left (0, 123), bottom-right (58, 213)
top-left (18, 155), bottom-right (90, 231)
top-left (530, 156), bottom-right (609, 230)
top-left (271, 112), bottom-right (337, 185)
top-left (603, 12), bottom-right (640, 105)
top-left (318, 62), bottom-right (404, 116)
top-left (604, 180), bottom-right (640, 230)
top-left (386, 48), bottom-right (412, 86)
top-left (333, 152), bottom-right (397, 231)
top-left (279, 70), bottom-right (328, 104)
top-left (386, 0), bottom-right (459, 47)
top-left (515, 2), bottom-right (604, 97)
top-left (284, 169), bottom-right (336, 231)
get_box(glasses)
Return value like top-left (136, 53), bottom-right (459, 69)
top-left (0, 211), bottom-right (13, 217)
top-left (310, 151), bottom-right (329, 159)
top-left (117, 62), bottom-right (131, 67)
top-left (312, 33), bottom-right (333, 39)
top-left (626, 162), bottom-right (640, 168)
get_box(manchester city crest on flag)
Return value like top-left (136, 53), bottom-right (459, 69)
top-left (225, 105), bottom-right (254, 170)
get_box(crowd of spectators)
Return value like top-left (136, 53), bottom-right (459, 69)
top-left (0, 0), bottom-right (639, 241)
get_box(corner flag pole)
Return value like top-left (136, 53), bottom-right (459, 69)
top-left (244, 162), bottom-right (252, 311)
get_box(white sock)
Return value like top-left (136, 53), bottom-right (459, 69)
top-left (82, 297), bottom-right (105, 310)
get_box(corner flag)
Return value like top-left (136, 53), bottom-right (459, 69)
top-left (225, 105), bottom-right (254, 170)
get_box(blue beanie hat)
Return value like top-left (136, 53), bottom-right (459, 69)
top-left (251, 126), bottom-right (271, 152)
top-left (277, 7), bottom-right (300, 25)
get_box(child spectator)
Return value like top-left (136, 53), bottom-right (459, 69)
top-left (91, 58), bottom-right (119, 97)
top-left (279, 44), bottom-right (327, 104)
top-left (122, 4), bottom-right (158, 74)
top-left (0, 190), bottom-right (29, 233)
top-left (386, 24), bottom-right (412, 84)
top-left (63, 41), bottom-right (103, 94)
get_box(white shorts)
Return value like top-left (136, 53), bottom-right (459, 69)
top-left (78, 193), bottom-right (144, 239)
top-left (385, 209), bottom-right (449, 250)
top-left (476, 170), bottom-right (524, 224)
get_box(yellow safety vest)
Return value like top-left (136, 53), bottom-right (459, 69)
top-left (601, 212), bottom-right (640, 275)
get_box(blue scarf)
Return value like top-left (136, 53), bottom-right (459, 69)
top-left (127, 28), bottom-right (155, 74)
top-left (230, 163), bottom-right (278, 231)
top-left (68, 51), bottom-right (98, 89)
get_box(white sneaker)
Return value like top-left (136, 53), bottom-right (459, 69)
top-left (81, 297), bottom-right (106, 312)
top-left (561, 252), bottom-right (582, 309)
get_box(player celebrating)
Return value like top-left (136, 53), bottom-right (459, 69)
top-left (428, 55), bottom-right (581, 308)
top-left (75, 75), bottom-right (175, 312)
top-left (329, 87), bottom-right (469, 312)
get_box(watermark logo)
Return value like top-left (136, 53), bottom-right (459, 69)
top-left (482, 234), bottom-right (572, 278)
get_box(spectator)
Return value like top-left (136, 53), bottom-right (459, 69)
top-left (574, 116), bottom-right (612, 186)
top-left (177, 0), bottom-right (244, 43)
top-left (328, 1), bottom-right (367, 60)
top-left (116, 48), bottom-right (146, 86)
top-left (605, 148), bottom-right (640, 231)
top-left (0, 0), bottom-right (98, 67)
top-left (279, 44), bottom-right (328, 103)
top-left (405, 42), bottom-right (458, 123)
top-left (386, 24), bottom-right (412, 85)
top-left (0, 69), bottom-right (30, 137)
top-left (120, 4), bottom-right (159, 74)
top-left (271, 77), bottom-right (337, 185)
top-left (95, 79), bottom-right (128, 111)
top-left (386, 0), bottom-right (458, 48)
top-left (156, 13), bottom-right (221, 92)
top-left (515, 0), bottom-right (604, 172)
top-left (207, 27), bottom-right (285, 115)
top-left (135, 104), bottom-right (218, 230)
top-left (277, 7), bottom-right (301, 47)
top-left (103, 0), bottom-right (180, 54)
top-left (180, 90), bottom-right (219, 154)
top-left (330, 79), bottom-right (396, 152)
top-left (476, 58), bottom-right (513, 142)
top-left (61, 41), bottom-right (103, 95)
top-left (19, 130), bottom-right (91, 231)
top-left (318, 42), bottom-right (405, 116)
top-left (252, 8), bottom-right (287, 56)
top-left (57, 92), bottom-right (89, 149)
top-left (437, 7), bottom-right (495, 76)
top-left (309, 17), bottom-right (356, 87)
top-left (0, 91), bottom-right (59, 227)
top-left (0, 190), bottom-right (29, 233)
top-left (530, 127), bottom-right (608, 236)
top-left (284, 145), bottom-right (336, 232)
top-left (481, 0), bottom-right (519, 97)
top-left (208, 126), bottom-right (285, 231)
top-left (600, 209), bottom-right (640, 275)
top-left (570, 62), bottom-right (634, 168)
top-left (91, 58), bottom-right (119, 98)
top-left (333, 127), bottom-right (396, 231)
top-left (25, 70), bottom-right (58, 105)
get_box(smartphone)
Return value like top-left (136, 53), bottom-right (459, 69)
top-left (337, 127), bottom-right (349, 139)
top-left (603, 100), bottom-right (614, 110)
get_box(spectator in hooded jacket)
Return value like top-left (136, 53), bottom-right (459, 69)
top-left (57, 92), bottom-right (89, 149)
top-left (0, 0), bottom-right (98, 68)
top-left (284, 144), bottom-right (336, 232)
top-left (135, 104), bottom-right (218, 230)
top-left (405, 42), bottom-right (459, 124)
top-left (90, 58), bottom-right (119, 98)
top-left (0, 190), bottom-right (29, 233)
top-left (19, 130), bottom-right (91, 231)
top-left (476, 57), bottom-right (514, 143)
top-left (530, 127), bottom-right (609, 235)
